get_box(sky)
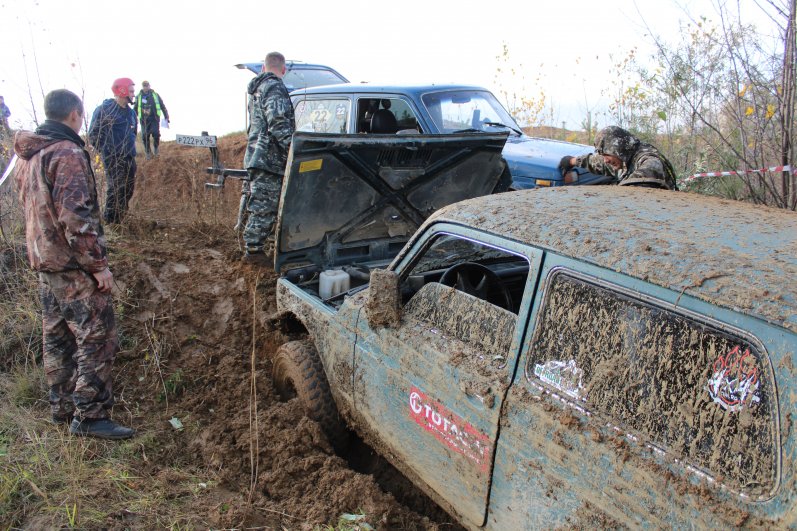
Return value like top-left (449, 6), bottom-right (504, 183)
top-left (0, 0), bottom-right (781, 142)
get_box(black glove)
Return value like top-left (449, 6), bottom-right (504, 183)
top-left (558, 155), bottom-right (574, 176)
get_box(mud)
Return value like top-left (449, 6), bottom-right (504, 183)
top-left (89, 137), bottom-right (459, 528)
top-left (366, 269), bottom-right (402, 328)
top-left (419, 187), bottom-right (797, 333)
top-left (529, 272), bottom-right (775, 496)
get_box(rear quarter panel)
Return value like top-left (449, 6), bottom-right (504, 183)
top-left (488, 254), bottom-right (797, 529)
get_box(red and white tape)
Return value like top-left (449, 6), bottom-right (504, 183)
top-left (685, 165), bottom-right (795, 182)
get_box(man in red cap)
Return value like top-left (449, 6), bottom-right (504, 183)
top-left (88, 78), bottom-right (138, 223)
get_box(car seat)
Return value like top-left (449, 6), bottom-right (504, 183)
top-left (370, 108), bottom-right (398, 134)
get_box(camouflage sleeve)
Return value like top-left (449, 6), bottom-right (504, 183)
top-left (49, 147), bottom-right (108, 273)
top-left (624, 153), bottom-right (665, 182)
top-left (263, 87), bottom-right (295, 152)
top-left (573, 152), bottom-right (617, 177)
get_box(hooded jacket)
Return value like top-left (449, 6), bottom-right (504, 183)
top-left (13, 120), bottom-right (108, 274)
top-left (243, 72), bottom-right (295, 173)
top-left (574, 126), bottom-right (678, 190)
top-left (88, 98), bottom-right (137, 160)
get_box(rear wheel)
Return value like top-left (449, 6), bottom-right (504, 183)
top-left (272, 340), bottom-right (348, 449)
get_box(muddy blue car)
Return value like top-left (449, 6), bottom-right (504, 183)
top-left (269, 134), bottom-right (797, 528)
top-left (289, 83), bottom-right (602, 189)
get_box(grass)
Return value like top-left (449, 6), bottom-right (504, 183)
top-left (321, 511), bottom-right (375, 530)
top-left (0, 192), bottom-right (213, 529)
top-left (0, 375), bottom-right (218, 528)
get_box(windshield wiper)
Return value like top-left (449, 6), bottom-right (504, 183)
top-left (483, 121), bottom-right (523, 136)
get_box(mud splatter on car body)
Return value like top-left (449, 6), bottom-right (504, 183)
top-left (275, 166), bottom-right (797, 527)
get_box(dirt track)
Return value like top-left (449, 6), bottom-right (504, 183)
top-left (99, 136), bottom-right (458, 529)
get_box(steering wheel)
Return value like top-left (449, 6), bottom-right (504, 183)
top-left (439, 262), bottom-right (513, 311)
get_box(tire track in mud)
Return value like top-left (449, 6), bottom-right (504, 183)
top-left (108, 217), bottom-right (458, 529)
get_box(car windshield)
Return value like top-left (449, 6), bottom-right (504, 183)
top-left (421, 90), bottom-right (521, 134)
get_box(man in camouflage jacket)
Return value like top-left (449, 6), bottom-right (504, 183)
top-left (242, 51), bottom-right (295, 262)
top-left (558, 126), bottom-right (678, 190)
top-left (13, 89), bottom-right (134, 440)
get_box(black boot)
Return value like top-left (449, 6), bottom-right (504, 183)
top-left (70, 418), bottom-right (135, 440)
top-left (51, 412), bottom-right (73, 424)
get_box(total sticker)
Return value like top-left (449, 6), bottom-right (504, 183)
top-left (409, 387), bottom-right (492, 472)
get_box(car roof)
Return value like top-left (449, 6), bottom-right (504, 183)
top-left (235, 61), bottom-right (348, 80)
top-left (290, 83), bottom-right (490, 96)
top-left (412, 187), bottom-right (797, 334)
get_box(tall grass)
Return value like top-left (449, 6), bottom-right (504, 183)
top-left (0, 140), bottom-right (231, 528)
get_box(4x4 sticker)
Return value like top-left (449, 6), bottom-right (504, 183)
top-left (533, 359), bottom-right (585, 401)
top-left (706, 345), bottom-right (760, 412)
top-left (409, 387), bottom-right (492, 472)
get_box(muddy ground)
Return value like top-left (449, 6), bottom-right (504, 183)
top-left (59, 135), bottom-right (459, 529)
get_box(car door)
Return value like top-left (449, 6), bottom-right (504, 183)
top-left (351, 225), bottom-right (542, 527)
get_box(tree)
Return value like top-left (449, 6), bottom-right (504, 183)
top-left (639, 0), bottom-right (797, 209)
top-left (493, 43), bottom-right (546, 129)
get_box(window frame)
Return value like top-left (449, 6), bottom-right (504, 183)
top-left (393, 223), bottom-right (544, 371)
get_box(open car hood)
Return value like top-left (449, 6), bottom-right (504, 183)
top-left (275, 132), bottom-right (509, 273)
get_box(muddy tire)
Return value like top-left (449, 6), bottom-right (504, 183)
top-left (272, 340), bottom-right (348, 450)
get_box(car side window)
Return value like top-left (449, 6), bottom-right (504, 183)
top-left (399, 234), bottom-right (528, 356)
top-left (527, 270), bottom-right (776, 497)
top-left (294, 98), bottom-right (350, 133)
top-left (356, 97), bottom-right (422, 133)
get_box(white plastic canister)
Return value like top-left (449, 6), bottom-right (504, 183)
top-left (319, 270), bottom-right (351, 299)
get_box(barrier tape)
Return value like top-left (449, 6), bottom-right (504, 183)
top-left (685, 165), bottom-right (795, 183)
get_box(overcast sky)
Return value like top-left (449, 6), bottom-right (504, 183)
top-left (0, 0), bottom-right (779, 141)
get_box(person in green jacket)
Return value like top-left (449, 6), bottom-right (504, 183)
top-left (134, 80), bottom-right (170, 159)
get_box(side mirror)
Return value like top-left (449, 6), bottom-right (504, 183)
top-left (366, 269), bottom-right (402, 329)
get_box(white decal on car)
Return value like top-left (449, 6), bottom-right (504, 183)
top-left (533, 359), bottom-right (585, 401)
top-left (706, 345), bottom-right (761, 412)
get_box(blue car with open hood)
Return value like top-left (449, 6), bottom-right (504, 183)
top-left (289, 82), bottom-right (602, 189)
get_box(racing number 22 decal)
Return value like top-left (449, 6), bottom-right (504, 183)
top-left (409, 387), bottom-right (492, 472)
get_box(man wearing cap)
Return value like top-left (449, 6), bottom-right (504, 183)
top-left (134, 81), bottom-right (170, 159)
top-left (88, 78), bottom-right (138, 223)
top-left (557, 126), bottom-right (678, 190)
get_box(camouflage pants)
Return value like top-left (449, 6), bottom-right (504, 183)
top-left (39, 269), bottom-right (119, 420)
top-left (103, 155), bottom-right (136, 224)
top-left (243, 169), bottom-right (282, 253)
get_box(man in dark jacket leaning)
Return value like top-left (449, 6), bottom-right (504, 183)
top-left (88, 77), bottom-right (138, 223)
top-left (13, 89), bottom-right (134, 440)
top-left (558, 126), bottom-right (678, 190)
top-left (242, 51), bottom-right (296, 264)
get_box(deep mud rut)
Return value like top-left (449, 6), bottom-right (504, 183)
top-left (99, 138), bottom-right (459, 529)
